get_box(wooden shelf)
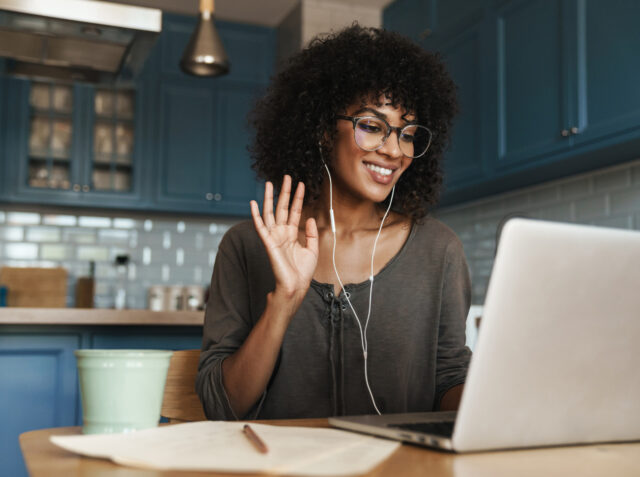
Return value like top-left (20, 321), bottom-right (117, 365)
top-left (0, 308), bottom-right (204, 326)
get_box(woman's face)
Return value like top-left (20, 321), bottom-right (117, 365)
top-left (330, 98), bottom-right (415, 205)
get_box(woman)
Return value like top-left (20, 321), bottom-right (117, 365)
top-left (196, 24), bottom-right (471, 420)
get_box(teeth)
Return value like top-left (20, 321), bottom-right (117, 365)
top-left (365, 163), bottom-right (393, 176)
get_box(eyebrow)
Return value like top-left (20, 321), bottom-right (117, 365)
top-left (351, 107), bottom-right (416, 124)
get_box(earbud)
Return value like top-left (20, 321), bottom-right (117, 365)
top-left (323, 163), bottom-right (395, 415)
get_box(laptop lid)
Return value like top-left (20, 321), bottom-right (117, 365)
top-left (452, 218), bottom-right (640, 451)
top-left (330, 219), bottom-right (640, 452)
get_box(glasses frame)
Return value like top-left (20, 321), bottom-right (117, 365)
top-left (336, 114), bottom-right (432, 159)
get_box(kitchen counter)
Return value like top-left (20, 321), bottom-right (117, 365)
top-left (0, 308), bottom-right (204, 326)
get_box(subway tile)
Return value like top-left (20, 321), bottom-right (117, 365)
top-left (94, 262), bottom-right (117, 280)
top-left (41, 244), bottom-right (70, 260)
top-left (533, 203), bottom-right (573, 222)
top-left (590, 215), bottom-right (633, 229)
top-left (7, 212), bottom-right (40, 225)
top-left (26, 226), bottom-right (61, 242)
top-left (609, 188), bottom-right (640, 215)
top-left (163, 231), bottom-right (171, 249)
top-left (142, 247), bottom-right (152, 265)
top-left (113, 218), bottom-right (137, 229)
top-left (594, 168), bottom-right (631, 192)
top-left (632, 164), bottom-right (640, 186)
top-left (574, 195), bottom-right (607, 221)
top-left (560, 177), bottom-right (592, 199)
top-left (98, 229), bottom-right (130, 245)
top-left (5, 243), bottom-right (38, 260)
top-left (78, 216), bottom-right (112, 228)
top-left (42, 214), bottom-right (77, 226)
top-left (77, 245), bottom-right (110, 261)
top-left (62, 228), bottom-right (96, 244)
top-left (0, 226), bottom-right (24, 241)
top-left (528, 185), bottom-right (560, 205)
top-left (195, 232), bottom-right (204, 250)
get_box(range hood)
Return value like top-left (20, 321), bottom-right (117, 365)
top-left (0, 0), bottom-right (161, 84)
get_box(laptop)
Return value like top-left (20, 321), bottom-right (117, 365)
top-left (329, 218), bottom-right (640, 452)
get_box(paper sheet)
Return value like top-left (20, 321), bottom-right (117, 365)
top-left (50, 421), bottom-right (400, 476)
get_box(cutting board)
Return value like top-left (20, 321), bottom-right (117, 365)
top-left (0, 267), bottom-right (68, 307)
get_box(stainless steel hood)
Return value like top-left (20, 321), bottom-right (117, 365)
top-left (0, 0), bottom-right (162, 84)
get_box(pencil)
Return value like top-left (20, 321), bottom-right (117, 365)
top-left (243, 424), bottom-right (269, 453)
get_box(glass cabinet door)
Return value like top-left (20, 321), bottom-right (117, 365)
top-left (92, 89), bottom-right (135, 192)
top-left (27, 83), bottom-right (73, 189)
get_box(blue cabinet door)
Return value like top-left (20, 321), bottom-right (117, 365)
top-left (0, 333), bottom-right (81, 477)
top-left (489, 0), bottom-right (572, 171)
top-left (438, 18), bottom-right (486, 191)
top-left (4, 79), bottom-right (145, 210)
top-left (570, 0), bottom-right (640, 147)
top-left (213, 85), bottom-right (263, 214)
top-left (155, 79), bottom-right (217, 211)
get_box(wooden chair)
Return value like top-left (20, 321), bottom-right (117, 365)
top-left (161, 349), bottom-right (207, 422)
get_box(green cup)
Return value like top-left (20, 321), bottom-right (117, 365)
top-left (75, 349), bottom-right (173, 434)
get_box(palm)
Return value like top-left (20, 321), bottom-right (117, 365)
top-left (251, 176), bottom-right (318, 296)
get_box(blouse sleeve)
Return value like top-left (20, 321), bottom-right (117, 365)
top-left (195, 228), bottom-right (267, 420)
top-left (434, 237), bottom-right (472, 409)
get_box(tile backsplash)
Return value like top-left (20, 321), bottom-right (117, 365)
top-left (0, 209), bottom-right (240, 309)
top-left (1, 157), bottom-right (639, 309)
top-left (436, 158), bottom-right (640, 304)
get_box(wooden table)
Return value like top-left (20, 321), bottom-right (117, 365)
top-left (20, 420), bottom-right (640, 477)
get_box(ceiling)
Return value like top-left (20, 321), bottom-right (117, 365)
top-left (92, 0), bottom-right (394, 27)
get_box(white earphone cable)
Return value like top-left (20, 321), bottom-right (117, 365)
top-left (322, 161), bottom-right (394, 415)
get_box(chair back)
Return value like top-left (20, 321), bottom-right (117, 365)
top-left (161, 349), bottom-right (207, 422)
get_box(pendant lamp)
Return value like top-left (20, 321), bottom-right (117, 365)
top-left (180, 0), bottom-right (230, 77)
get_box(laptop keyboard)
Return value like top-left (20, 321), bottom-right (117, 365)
top-left (388, 421), bottom-right (455, 438)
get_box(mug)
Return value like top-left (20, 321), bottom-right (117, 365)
top-left (75, 349), bottom-right (173, 434)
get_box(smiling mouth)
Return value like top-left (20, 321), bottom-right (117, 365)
top-left (364, 162), bottom-right (395, 176)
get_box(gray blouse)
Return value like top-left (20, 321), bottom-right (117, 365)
top-left (196, 216), bottom-right (472, 420)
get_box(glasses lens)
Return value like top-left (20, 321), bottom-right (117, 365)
top-left (354, 117), bottom-right (387, 151)
top-left (399, 125), bottom-right (432, 158)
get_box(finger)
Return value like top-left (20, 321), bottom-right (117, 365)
top-left (275, 175), bottom-right (292, 225)
top-left (305, 217), bottom-right (319, 257)
top-left (263, 181), bottom-right (275, 228)
top-left (287, 182), bottom-right (305, 228)
top-left (251, 200), bottom-right (273, 247)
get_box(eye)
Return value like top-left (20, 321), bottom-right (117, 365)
top-left (356, 118), bottom-right (384, 134)
top-left (400, 126), bottom-right (418, 142)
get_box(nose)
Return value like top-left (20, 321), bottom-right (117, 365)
top-left (378, 128), bottom-right (404, 159)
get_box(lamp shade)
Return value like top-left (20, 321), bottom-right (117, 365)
top-left (180, 1), bottom-right (229, 77)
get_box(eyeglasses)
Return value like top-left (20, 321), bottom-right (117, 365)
top-left (337, 114), bottom-right (433, 159)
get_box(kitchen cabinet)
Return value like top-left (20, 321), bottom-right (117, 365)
top-left (150, 15), bottom-right (272, 215)
top-left (0, 324), bottom-right (203, 477)
top-left (384, 0), bottom-right (640, 206)
top-left (0, 14), bottom-right (274, 216)
top-left (3, 79), bottom-right (146, 210)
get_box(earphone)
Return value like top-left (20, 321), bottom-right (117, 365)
top-left (320, 144), bottom-right (395, 415)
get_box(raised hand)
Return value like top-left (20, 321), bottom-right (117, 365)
top-left (250, 175), bottom-right (319, 303)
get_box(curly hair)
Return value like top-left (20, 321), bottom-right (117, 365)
top-left (249, 23), bottom-right (458, 219)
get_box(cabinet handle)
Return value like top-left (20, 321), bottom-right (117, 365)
top-left (73, 184), bottom-right (81, 192)
top-left (570, 126), bottom-right (579, 135)
top-left (561, 129), bottom-right (570, 137)
top-left (205, 193), bottom-right (213, 201)
top-left (82, 185), bottom-right (90, 192)
top-left (214, 193), bottom-right (222, 201)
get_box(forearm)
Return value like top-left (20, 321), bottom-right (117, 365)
top-left (439, 384), bottom-right (464, 411)
top-left (221, 290), bottom-right (303, 418)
